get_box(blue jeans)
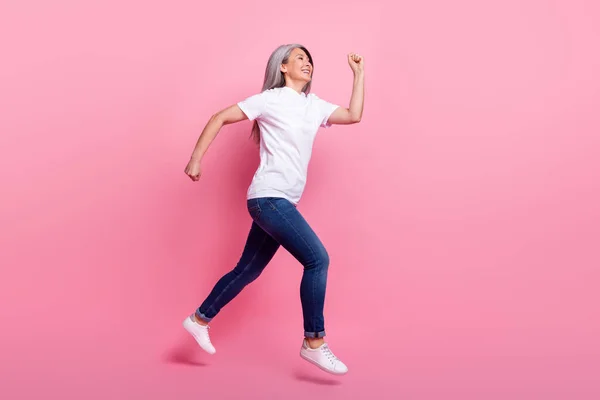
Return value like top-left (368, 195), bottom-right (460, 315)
top-left (195, 197), bottom-right (330, 338)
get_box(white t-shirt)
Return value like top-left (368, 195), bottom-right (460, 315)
top-left (237, 86), bottom-right (340, 205)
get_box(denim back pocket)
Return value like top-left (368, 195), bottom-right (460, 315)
top-left (247, 199), bottom-right (262, 219)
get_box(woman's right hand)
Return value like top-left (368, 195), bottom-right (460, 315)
top-left (185, 158), bottom-right (202, 181)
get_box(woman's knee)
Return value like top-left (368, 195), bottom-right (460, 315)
top-left (306, 246), bottom-right (329, 270)
top-left (321, 248), bottom-right (330, 269)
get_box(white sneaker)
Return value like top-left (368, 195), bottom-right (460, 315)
top-left (300, 339), bottom-right (348, 375)
top-left (182, 315), bottom-right (216, 355)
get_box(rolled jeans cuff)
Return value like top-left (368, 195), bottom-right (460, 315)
top-left (304, 330), bottom-right (326, 338)
top-left (195, 310), bottom-right (213, 323)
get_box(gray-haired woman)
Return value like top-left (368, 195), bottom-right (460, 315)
top-left (183, 43), bottom-right (364, 375)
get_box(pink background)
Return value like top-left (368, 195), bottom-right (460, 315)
top-left (1, 0), bottom-right (599, 399)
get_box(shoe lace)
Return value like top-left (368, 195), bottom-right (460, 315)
top-left (321, 344), bottom-right (338, 364)
top-left (201, 325), bottom-right (212, 344)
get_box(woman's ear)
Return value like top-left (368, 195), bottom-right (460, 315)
top-left (280, 64), bottom-right (287, 74)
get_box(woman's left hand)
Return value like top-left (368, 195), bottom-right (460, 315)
top-left (348, 53), bottom-right (364, 74)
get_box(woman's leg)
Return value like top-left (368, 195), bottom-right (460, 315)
top-left (195, 220), bottom-right (280, 322)
top-left (251, 197), bottom-right (330, 342)
top-left (253, 197), bottom-right (347, 375)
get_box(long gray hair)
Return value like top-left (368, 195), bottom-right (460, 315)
top-left (250, 44), bottom-right (314, 144)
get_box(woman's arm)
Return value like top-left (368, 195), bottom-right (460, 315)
top-left (184, 104), bottom-right (248, 181)
top-left (327, 53), bottom-right (365, 125)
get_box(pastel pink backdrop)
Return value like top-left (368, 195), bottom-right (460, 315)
top-left (1, 0), bottom-right (599, 399)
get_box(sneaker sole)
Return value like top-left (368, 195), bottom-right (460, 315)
top-left (299, 351), bottom-right (348, 375)
top-left (182, 318), bottom-right (216, 355)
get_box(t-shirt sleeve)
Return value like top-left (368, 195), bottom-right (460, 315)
top-left (237, 91), bottom-right (268, 121)
top-left (313, 94), bottom-right (340, 128)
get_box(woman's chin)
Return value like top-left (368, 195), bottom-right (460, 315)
top-left (293, 75), bottom-right (311, 84)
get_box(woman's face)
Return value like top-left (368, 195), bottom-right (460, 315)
top-left (281, 47), bottom-right (313, 84)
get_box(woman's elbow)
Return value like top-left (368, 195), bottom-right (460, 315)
top-left (209, 112), bottom-right (226, 126)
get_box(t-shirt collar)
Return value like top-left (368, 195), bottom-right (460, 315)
top-left (282, 86), bottom-right (307, 97)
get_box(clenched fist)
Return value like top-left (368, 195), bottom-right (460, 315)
top-left (348, 53), bottom-right (364, 74)
top-left (184, 158), bottom-right (202, 181)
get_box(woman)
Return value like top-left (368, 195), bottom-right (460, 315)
top-left (183, 43), bottom-right (364, 375)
